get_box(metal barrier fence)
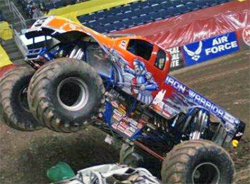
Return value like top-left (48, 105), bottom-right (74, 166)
top-left (4, 0), bottom-right (10, 10)
top-left (9, 1), bottom-right (27, 30)
top-left (4, 0), bottom-right (31, 30)
top-left (4, 0), bottom-right (36, 55)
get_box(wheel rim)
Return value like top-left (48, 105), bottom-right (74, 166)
top-left (57, 77), bottom-right (89, 111)
top-left (18, 86), bottom-right (30, 112)
top-left (192, 162), bottom-right (220, 184)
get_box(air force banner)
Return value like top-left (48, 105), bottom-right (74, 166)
top-left (183, 32), bottom-right (239, 66)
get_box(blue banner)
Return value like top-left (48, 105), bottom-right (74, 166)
top-left (183, 32), bottom-right (239, 66)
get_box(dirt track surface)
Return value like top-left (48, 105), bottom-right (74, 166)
top-left (0, 50), bottom-right (249, 184)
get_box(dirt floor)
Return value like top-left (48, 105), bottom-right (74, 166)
top-left (0, 50), bottom-right (249, 184)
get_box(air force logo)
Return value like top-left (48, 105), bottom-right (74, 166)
top-left (183, 41), bottom-right (202, 61)
top-left (183, 32), bottom-right (239, 66)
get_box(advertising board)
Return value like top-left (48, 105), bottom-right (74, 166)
top-left (182, 32), bottom-right (240, 66)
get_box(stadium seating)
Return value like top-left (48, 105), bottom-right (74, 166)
top-left (78, 0), bottom-right (232, 33)
top-left (17, 0), bottom-right (83, 18)
top-left (47, 0), bottom-right (140, 22)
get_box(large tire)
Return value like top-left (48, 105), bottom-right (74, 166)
top-left (0, 66), bottom-right (43, 131)
top-left (28, 58), bottom-right (105, 133)
top-left (161, 140), bottom-right (235, 184)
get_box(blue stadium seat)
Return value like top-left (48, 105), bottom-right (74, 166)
top-left (196, 0), bottom-right (209, 8)
top-left (88, 13), bottom-right (101, 20)
top-left (135, 9), bottom-right (146, 16)
top-left (151, 2), bottom-right (161, 7)
top-left (129, 3), bottom-right (141, 10)
top-left (45, 3), bottom-right (55, 11)
top-left (109, 15), bottom-right (120, 23)
top-left (89, 20), bottom-right (100, 28)
top-left (200, 0), bottom-right (214, 6)
top-left (169, 0), bottom-right (180, 7)
top-left (108, 8), bottom-right (123, 16)
top-left (108, 26), bottom-right (116, 33)
top-left (131, 17), bottom-right (144, 26)
top-left (161, 0), bottom-right (168, 4)
top-left (151, 3), bottom-right (162, 12)
top-left (103, 26), bottom-right (111, 33)
top-left (138, 1), bottom-right (151, 8)
top-left (140, 15), bottom-right (152, 24)
top-left (78, 16), bottom-right (84, 22)
top-left (118, 12), bottom-right (135, 21)
top-left (85, 14), bottom-right (97, 22)
top-left (99, 17), bottom-right (117, 26)
top-left (217, 0), bottom-right (230, 3)
top-left (147, 0), bottom-right (162, 4)
top-left (176, 4), bottom-right (190, 13)
top-left (122, 19), bottom-right (134, 28)
top-left (94, 27), bottom-right (106, 33)
top-left (79, 15), bottom-right (96, 24)
top-left (149, 12), bottom-right (162, 21)
top-left (94, 11), bottom-right (107, 19)
top-left (102, 24), bottom-right (112, 32)
top-left (167, 6), bottom-right (181, 16)
top-left (160, 2), bottom-right (172, 9)
top-left (102, 21), bottom-right (111, 27)
top-left (158, 9), bottom-right (171, 19)
top-left (112, 21), bottom-right (125, 31)
top-left (54, 1), bottom-right (63, 8)
top-left (186, 2), bottom-right (200, 11)
top-left (121, 5), bottom-right (133, 13)
top-left (143, 6), bottom-right (153, 14)
top-left (179, 0), bottom-right (188, 3)
top-left (158, 4), bottom-right (170, 11)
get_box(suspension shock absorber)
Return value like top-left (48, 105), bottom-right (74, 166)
top-left (69, 46), bottom-right (78, 58)
top-left (69, 46), bottom-right (84, 60)
top-left (179, 108), bottom-right (209, 140)
top-left (190, 108), bottom-right (209, 140)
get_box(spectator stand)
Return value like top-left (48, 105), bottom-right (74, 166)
top-left (47, 0), bottom-right (140, 22)
top-left (17, 0), bottom-right (88, 19)
top-left (8, 1), bottom-right (27, 29)
top-left (77, 0), bottom-right (233, 34)
top-left (2, 0), bottom-right (32, 62)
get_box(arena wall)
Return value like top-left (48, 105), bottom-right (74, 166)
top-left (116, 1), bottom-right (250, 70)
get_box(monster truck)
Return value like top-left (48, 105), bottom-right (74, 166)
top-left (0, 16), bottom-right (246, 183)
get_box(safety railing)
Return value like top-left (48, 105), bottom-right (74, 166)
top-left (5, 1), bottom-right (27, 30)
top-left (11, 18), bottom-right (35, 33)
top-left (4, 0), bottom-right (10, 9)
